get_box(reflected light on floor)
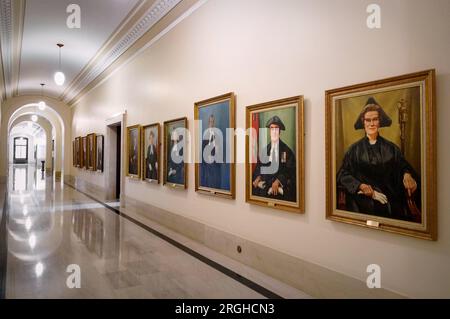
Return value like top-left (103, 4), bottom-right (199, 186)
top-left (25, 217), bottom-right (32, 231)
top-left (28, 234), bottom-right (36, 249)
top-left (35, 262), bottom-right (44, 277)
top-left (14, 168), bottom-right (28, 192)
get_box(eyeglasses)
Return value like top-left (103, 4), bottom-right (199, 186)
top-left (364, 117), bottom-right (379, 124)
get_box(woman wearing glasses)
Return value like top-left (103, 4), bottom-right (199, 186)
top-left (336, 97), bottom-right (421, 221)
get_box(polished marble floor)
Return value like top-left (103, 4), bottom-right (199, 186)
top-left (3, 165), bottom-right (269, 299)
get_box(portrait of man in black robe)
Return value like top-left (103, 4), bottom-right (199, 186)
top-left (96, 135), bottom-right (103, 172)
top-left (145, 129), bottom-right (158, 181)
top-left (167, 128), bottom-right (184, 185)
top-left (336, 97), bottom-right (421, 222)
top-left (252, 116), bottom-right (296, 202)
top-left (129, 129), bottom-right (138, 175)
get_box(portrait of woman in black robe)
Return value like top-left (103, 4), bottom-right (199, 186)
top-left (336, 97), bottom-right (421, 222)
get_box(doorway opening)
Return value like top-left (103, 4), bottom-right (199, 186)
top-left (106, 122), bottom-right (122, 200)
top-left (116, 125), bottom-right (121, 199)
top-left (13, 137), bottom-right (29, 164)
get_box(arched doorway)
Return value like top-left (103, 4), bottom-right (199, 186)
top-left (0, 96), bottom-right (72, 182)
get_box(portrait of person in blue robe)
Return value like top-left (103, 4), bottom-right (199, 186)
top-left (198, 101), bottom-right (231, 192)
top-left (167, 126), bottom-right (185, 185)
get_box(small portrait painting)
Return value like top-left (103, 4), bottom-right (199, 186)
top-left (75, 137), bottom-right (81, 167)
top-left (195, 93), bottom-right (235, 198)
top-left (126, 125), bottom-right (142, 178)
top-left (246, 96), bottom-right (304, 213)
top-left (143, 124), bottom-right (160, 183)
top-left (73, 140), bottom-right (76, 167)
top-left (164, 118), bottom-right (187, 188)
top-left (96, 135), bottom-right (104, 173)
top-left (82, 136), bottom-right (87, 169)
top-left (87, 133), bottom-right (96, 171)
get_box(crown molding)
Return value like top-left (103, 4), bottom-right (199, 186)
top-left (61, 0), bottom-right (182, 105)
top-left (0, 0), bottom-right (13, 99)
top-left (0, 0), bottom-right (25, 99)
top-left (0, 48), bottom-right (5, 102)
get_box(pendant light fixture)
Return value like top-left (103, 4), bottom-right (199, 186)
top-left (38, 83), bottom-right (46, 110)
top-left (54, 43), bottom-right (65, 86)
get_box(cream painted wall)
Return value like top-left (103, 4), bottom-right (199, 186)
top-left (71, 0), bottom-right (450, 297)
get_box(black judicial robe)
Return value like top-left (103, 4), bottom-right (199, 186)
top-left (252, 139), bottom-right (296, 202)
top-left (146, 145), bottom-right (158, 180)
top-left (337, 136), bottom-right (421, 221)
top-left (167, 145), bottom-right (184, 185)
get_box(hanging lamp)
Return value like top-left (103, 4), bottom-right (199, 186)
top-left (54, 43), bottom-right (65, 86)
top-left (38, 83), bottom-right (46, 110)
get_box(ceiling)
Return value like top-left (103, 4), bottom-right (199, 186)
top-left (18, 0), bottom-right (140, 98)
top-left (0, 0), bottom-right (184, 105)
top-left (10, 121), bottom-right (43, 137)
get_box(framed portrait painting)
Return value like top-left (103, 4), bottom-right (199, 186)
top-left (126, 125), bottom-right (142, 178)
top-left (142, 123), bottom-right (160, 183)
top-left (163, 117), bottom-right (187, 189)
top-left (246, 96), bottom-right (305, 213)
top-left (75, 137), bottom-right (81, 167)
top-left (87, 133), bottom-right (96, 171)
top-left (194, 93), bottom-right (235, 199)
top-left (325, 69), bottom-right (436, 240)
top-left (96, 135), bottom-right (104, 173)
top-left (73, 140), bottom-right (76, 167)
top-left (82, 136), bottom-right (87, 169)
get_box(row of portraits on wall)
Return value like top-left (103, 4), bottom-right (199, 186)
top-left (126, 70), bottom-right (436, 241)
top-left (73, 134), bottom-right (104, 172)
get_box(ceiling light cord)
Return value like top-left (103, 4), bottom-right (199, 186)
top-left (38, 83), bottom-right (46, 110)
top-left (54, 43), bottom-right (66, 86)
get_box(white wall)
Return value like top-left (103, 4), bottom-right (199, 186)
top-left (71, 0), bottom-right (450, 297)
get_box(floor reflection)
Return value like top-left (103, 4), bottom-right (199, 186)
top-left (72, 208), bottom-right (104, 258)
top-left (5, 164), bottom-right (265, 299)
top-left (12, 165), bottom-right (27, 192)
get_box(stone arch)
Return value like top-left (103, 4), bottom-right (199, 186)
top-left (0, 95), bottom-right (72, 180)
top-left (9, 115), bottom-right (53, 171)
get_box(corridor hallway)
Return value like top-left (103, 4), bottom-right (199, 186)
top-left (1, 165), bottom-right (303, 299)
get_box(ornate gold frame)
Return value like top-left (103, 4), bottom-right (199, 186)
top-left (141, 123), bottom-right (161, 184)
top-left (87, 133), bottom-right (97, 171)
top-left (126, 125), bottom-right (142, 179)
top-left (75, 137), bottom-right (81, 167)
top-left (81, 136), bottom-right (87, 169)
top-left (245, 95), bottom-right (305, 213)
top-left (96, 135), bottom-right (104, 173)
top-left (325, 69), bottom-right (437, 240)
top-left (163, 117), bottom-right (188, 189)
top-left (72, 140), bottom-right (76, 167)
top-left (194, 92), bottom-right (236, 199)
